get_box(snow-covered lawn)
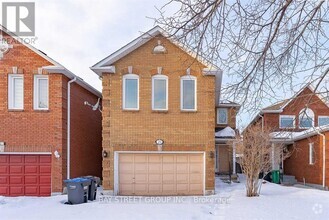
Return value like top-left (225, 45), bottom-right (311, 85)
top-left (1, 176), bottom-right (329, 220)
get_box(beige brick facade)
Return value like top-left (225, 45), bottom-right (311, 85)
top-left (101, 35), bottom-right (216, 193)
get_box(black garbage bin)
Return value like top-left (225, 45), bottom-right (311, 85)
top-left (81, 176), bottom-right (100, 201)
top-left (64, 178), bottom-right (91, 204)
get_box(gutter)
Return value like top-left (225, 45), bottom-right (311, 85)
top-left (315, 130), bottom-right (326, 188)
top-left (67, 77), bottom-right (77, 179)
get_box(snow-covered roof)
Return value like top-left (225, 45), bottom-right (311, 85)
top-left (215, 126), bottom-right (236, 138)
top-left (270, 124), bottom-right (329, 142)
top-left (217, 99), bottom-right (241, 109)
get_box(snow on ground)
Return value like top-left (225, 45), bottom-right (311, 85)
top-left (1, 176), bottom-right (329, 220)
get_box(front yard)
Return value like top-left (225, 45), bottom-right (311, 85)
top-left (1, 176), bottom-right (328, 220)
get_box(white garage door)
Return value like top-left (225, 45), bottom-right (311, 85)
top-left (118, 153), bottom-right (204, 196)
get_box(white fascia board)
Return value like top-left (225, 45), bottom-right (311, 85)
top-left (90, 66), bottom-right (116, 76)
top-left (261, 109), bottom-right (283, 113)
top-left (43, 66), bottom-right (102, 98)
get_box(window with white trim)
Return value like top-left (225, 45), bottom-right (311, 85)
top-left (217, 108), bottom-right (228, 124)
top-left (279, 115), bottom-right (295, 128)
top-left (299, 108), bottom-right (314, 128)
top-left (123, 73), bottom-right (139, 110)
top-left (152, 74), bottom-right (168, 110)
top-left (8, 74), bottom-right (24, 110)
top-left (34, 75), bottom-right (49, 110)
top-left (309, 143), bottom-right (315, 165)
top-left (318, 116), bottom-right (329, 126)
top-left (181, 75), bottom-right (197, 111)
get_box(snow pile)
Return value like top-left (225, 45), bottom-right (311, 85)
top-left (0, 176), bottom-right (329, 220)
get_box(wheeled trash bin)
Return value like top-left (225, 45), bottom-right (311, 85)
top-left (64, 178), bottom-right (91, 204)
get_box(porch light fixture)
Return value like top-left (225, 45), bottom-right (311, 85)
top-left (102, 150), bottom-right (108, 158)
top-left (155, 139), bottom-right (164, 151)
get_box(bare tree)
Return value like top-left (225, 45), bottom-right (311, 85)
top-left (235, 125), bottom-right (292, 197)
top-left (155, 0), bottom-right (329, 112)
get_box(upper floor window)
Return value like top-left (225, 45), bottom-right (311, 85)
top-left (318, 116), bottom-right (329, 126)
top-left (299, 108), bottom-right (314, 128)
top-left (123, 73), bottom-right (139, 110)
top-left (181, 75), bottom-right (197, 111)
top-left (217, 108), bottom-right (228, 124)
top-left (279, 115), bottom-right (295, 128)
top-left (152, 74), bottom-right (168, 110)
top-left (8, 74), bottom-right (24, 110)
top-left (34, 75), bottom-right (49, 110)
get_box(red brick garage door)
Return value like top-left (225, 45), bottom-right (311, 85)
top-left (0, 154), bottom-right (51, 196)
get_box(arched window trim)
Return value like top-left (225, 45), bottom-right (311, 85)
top-left (180, 75), bottom-right (197, 111)
top-left (152, 74), bottom-right (168, 110)
top-left (299, 107), bottom-right (314, 128)
top-left (122, 73), bottom-right (139, 110)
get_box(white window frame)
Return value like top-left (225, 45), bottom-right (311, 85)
top-left (122, 73), bottom-right (139, 110)
top-left (180, 75), bottom-right (197, 111)
top-left (309, 143), bottom-right (315, 165)
top-left (8, 74), bottom-right (24, 110)
top-left (318, 116), bottom-right (329, 126)
top-left (279, 115), bottom-right (295, 129)
top-left (152, 74), bottom-right (168, 111)
top-left (217, 108), bottom-right (228, 124)
top-left (299, 108), bottom-right (314, 129)
top-left (33, 75), bottom-right (49, 110)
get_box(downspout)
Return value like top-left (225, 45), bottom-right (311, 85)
top-left (315, 130), bottom-right (326, 189)
top-left (258, 114), bottom-right (264, 131)
top-left (67, 77), bottom-right (77, 179)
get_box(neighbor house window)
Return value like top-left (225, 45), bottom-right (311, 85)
top-left (309, 143), bottom-right (315, 165)
top-left (299, 108), bottom-right (314, 128)
top-left (318, 116), bottom-right (329, 126)
top-left (123, 73), bottom-right (139, 110)
top-left (217, 108), bottom-right (228, 124)
top-left (34, 75), bottom-right (49, 110)
top-left (152, 74), bottom-right (168, 110)
top-left (181, 75), bottom-right (197, 111)
top-left (8, 74), bottom-right (24, 110)
top-left (279, 115), bottom-right (295, 128)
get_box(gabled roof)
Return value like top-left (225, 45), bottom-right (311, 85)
top-left (0, 25), bottom-right (101, 98)
top-left (90, 26), bottom-right (220, 75)
top-left (217, 99), bottom-right (241, 110)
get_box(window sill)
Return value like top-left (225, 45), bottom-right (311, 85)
top-left (152, 110), bottom-right (168, 113)
top-left (34, 109), bottom-right (50, 112)
top-left (8, 109), bottom-right (24, 112)
top-left (180, 110), bottom-right (197, 113)
top-left (122, 109), bottom-right (140, 112)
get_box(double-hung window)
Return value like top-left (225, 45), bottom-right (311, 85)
top-left (34, 75), bottom-right (49, 110)
top-left (181, 75), bottom-right (197, 111)
top-left (8, 74), bottom-right (24, 110)
top-left (217, 108), bottom-right (228, 124)
top-left (318, 116), bottom-right (329, 126)
top-left (152, 75), bottom-right (168, 110)
top-left (123, 74), bottom-right (139, 110)
top-left (279, 115), bottom-right (295, 129)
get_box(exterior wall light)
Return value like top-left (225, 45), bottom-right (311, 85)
top-left (155, 139), bottom-right (164, 151)
top-left (102, 150), bottom-right (108, 158)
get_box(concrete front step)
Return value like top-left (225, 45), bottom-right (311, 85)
top-left (282, 175), bottom-right (297, 185)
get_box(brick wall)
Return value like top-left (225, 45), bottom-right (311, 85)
top-left (102, 35), bottom-right (215, 192)
top-left (215, 107), bottom-right (237, 129)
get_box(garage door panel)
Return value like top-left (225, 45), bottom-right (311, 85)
top-left (0, 155), bottom-right (9, 163)
top-left (162, 163), bottom-right (175, 173)
top-left (25, 176), bottom-right (38, 184)
top-left (0, 154), bottom-right (51, 197)
top-left (10, 186), bottom-right (24, 196)
top-left (25, 156), bottom-right (38, 163)
top-left (119, 153), bottom-right (204, 196)
top-left (176, 155), bottom-right (188, 163)
top-left (0, 165), bottom-right (9, 174)
top-left (149, 174), bottom-right (161, 183)
top-left (9, 176), bottom-right (24, 184)
top-left (10, 166), bottom-right (24, 174)
top-left (10, 156), bottom-right (24, 163)
top-left (25, 165), bottom-right (39, 174)
top-left (40, 176), bottom-right (51, 185)
top-left (25, 186), bottom-right (38, 195)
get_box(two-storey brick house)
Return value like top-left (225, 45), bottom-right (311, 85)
top-left (0, 26), bottom-right (102, 196)
top-left (91, 26), bottom-right (223, 196)
top-left (247, 85), bottom-right (329, 188)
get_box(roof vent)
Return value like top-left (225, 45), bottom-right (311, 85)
top-left (153, 40), bottom-right (166, 54)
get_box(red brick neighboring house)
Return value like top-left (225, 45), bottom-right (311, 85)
top-left (247, 85), bottom-right (329, 188)
top-left (0, 27), bottom-right (102, 196)
top-left (91, 26), bottom-right (223, 196)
